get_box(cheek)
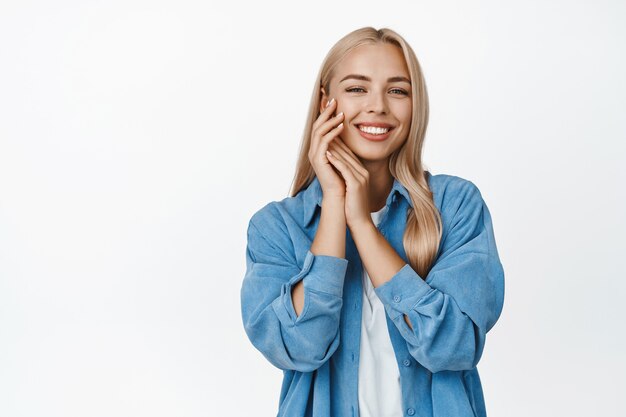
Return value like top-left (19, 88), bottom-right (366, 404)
top-left (335, 97), bottom-right (358, 115)
top-left (398, 102), bottom-right (412, 122)
top-left (336, 108), bottom-right (356, 125)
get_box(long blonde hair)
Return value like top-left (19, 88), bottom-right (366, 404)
top-left (289, 26), bottom-right (443, 278)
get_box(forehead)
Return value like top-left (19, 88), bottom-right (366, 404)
top-left (334, 43), bottom-right (409, 79)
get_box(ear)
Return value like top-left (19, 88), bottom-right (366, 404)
top-left (319, 87), bottom-right (328, 113)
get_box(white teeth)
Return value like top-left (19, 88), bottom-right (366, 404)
top-left (359, 125), bottom-right (390, 134)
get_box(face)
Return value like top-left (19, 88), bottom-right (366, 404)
top-left (320, 43), bottom-right (412, 163)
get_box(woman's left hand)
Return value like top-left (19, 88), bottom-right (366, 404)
top-left (326, 138), bottom-right (372, 230)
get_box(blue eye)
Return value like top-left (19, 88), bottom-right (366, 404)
top-left (346, 87), bottom-right (408, 95)
top-left (390, 88), bottom-right (409, 95)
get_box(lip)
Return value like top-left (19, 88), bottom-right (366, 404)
top-left (356, 122), bottom-right (395, 128)
top-left (355, 123), bottom-right (394, 141)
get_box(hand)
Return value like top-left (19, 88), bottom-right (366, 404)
top-left (325, 138), bottom-right (372, 230)
top-left (308, 98), bottom-right (346, 199)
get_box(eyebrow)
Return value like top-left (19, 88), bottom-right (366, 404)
top-left (339, 74), bottom-right (411, 84)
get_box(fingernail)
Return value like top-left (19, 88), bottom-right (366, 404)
top-left (327, 98), bottom-right (334, 106)
top-left (337, 111), bottom-right (343, 117)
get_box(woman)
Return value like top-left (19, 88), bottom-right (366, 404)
top-left (240, 26), bottom-right (505, 417)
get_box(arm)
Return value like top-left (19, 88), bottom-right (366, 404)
top-left (240, 204), bottom-right (349, 373)
top-left (363, 182), bottom-right (505, 373)
top-left (291, 197), bottom-right (347, 316)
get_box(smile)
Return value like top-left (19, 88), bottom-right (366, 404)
top-left (356, 124), bottom-right (394, 142)
top-left (358, 125), bottom-right (391, 135)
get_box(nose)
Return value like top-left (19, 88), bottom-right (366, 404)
top-left (366, 90), bottom-right (388, 114)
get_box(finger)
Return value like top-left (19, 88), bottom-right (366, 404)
top-left (317, 123), bottom-right (344, 162)
top-left (313, 112), bottom-right (344, 144)
top-left (328, 142), bottom-right (368, 179)
top-left (311, 122), bottom-right (344, 165)
top-left (311, 98), bottom-right (337, 131)
top-left (326, 148), bottom-right (358, 184)
top-left (312, 100), bottom-right (334, 130)
top-left (310, 114), bottom-right (344, 157)
top-left (325, 150), bottom-right (349, 179)
top-left (333, 137), bottom-right (359, 160)
top-left (333, 139), bottom-right (370, 180)
top-left (328, 143), bottom-right (364, 181)
top-left (319, 122), bottom-right (344, 152)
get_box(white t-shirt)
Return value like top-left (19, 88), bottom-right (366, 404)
top-left (357, 204), bottom-right (403, 417)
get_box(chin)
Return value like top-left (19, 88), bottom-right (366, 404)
top-left (352, 149), bottom-right (390, 163)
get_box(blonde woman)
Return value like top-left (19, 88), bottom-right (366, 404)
top-left (240, 26), bottom-right (505, 417)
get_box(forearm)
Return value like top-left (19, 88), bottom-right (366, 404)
top-left (350, 220), bottom-right (413, 328)
top-left (292, 197), bottom-right (346, 316)
top-left (350, 220), bottom-right (404, 288)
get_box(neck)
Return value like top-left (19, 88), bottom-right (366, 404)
top-left (362, 159), bottom-right (394, 213)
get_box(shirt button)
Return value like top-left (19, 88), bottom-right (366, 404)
top-left (407, 408), bottom-right (415, 415)
top-left (403, 359), bottom-right (411, 367)
top-left (393, 295), bottom-right (401, 303)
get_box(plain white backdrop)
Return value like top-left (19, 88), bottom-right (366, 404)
top-left (1, 0), bottom-right (625, 416)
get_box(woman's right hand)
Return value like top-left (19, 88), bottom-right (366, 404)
top-left (308, 98), bottom-right (346, 199)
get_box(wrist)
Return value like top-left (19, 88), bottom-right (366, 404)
top-left (349, 217), bottom-right (377, 237)
top-left (321, 196), bottom-right (346, 210)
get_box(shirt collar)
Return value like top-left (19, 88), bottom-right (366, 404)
top-left (303, 172), bottom-right (430, 227)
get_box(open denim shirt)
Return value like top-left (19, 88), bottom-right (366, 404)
top-left (240, 171), bottom-right (505, 417)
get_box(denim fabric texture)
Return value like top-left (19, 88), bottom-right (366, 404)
top-left (240, 171), bottom-right (505, 417)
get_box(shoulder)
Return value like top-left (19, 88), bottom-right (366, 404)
top-left (246, 188), bottom-right (310, 257)
top-left (248, 192), bottom-right (306, 232)
top-left (429, 172), bottom-right (481, 196)
top-left (428, 172), bottom-right (485, 219)
top-left (248, 176), bottom-right (319, 229)
top-left (429, 173), bottom-right (497, 264)
top-left (248, 200), bottom-right (282, 230)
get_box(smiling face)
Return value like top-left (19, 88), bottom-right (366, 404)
top-left (320, 42), bottom-right (412, 163)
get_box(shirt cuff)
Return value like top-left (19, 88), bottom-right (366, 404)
top-left (291, 249), bottom-right (349, 297)
top-left (374, 263), bottom-right (434, 319)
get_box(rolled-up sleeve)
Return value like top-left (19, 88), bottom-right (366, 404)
top-left (374, 181), bottom-right (505, 373)
top-left (240, 218), bottom-right (348, 372)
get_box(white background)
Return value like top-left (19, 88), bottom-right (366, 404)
top-left (1, 1), bottom-right (625, 416)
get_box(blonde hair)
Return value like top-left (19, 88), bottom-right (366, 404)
top-left (289, 26), bottom-right (443, 278)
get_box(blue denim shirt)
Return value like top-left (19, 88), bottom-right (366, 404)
top-left (240, 171), bottom-right (505, 417)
